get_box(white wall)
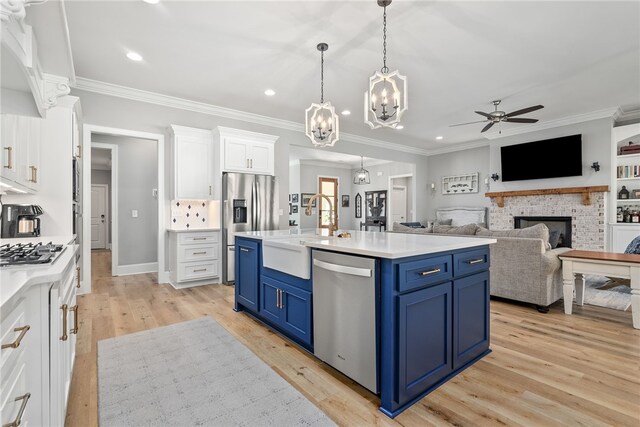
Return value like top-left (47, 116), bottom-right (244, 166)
top-left (92, 134), bottom-right (158, 266)
top-left (426, 146), bottom-right (491, 219)
top-left (91, 169), bottom-right (112, 244)
top-left (288, 161), bottom-right (301, 226)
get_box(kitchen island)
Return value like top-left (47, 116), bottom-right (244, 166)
top-left (233, 230), bottom-right (495, 417)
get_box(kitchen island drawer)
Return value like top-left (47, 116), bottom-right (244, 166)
top-left (178, 231), bottom-right (219, 245)
top-left (397, 255), bottom-right (452, 292)
top-left (453, 247), bottom-right (489, 277)
top-left (178, 260), bottom-right (219, 282)
top-left (1, 298), bottom-right (30, 375)
top-left (1, 361), bottom-right (31, 427)
top-left (179, 244), bottom-right (218, 262)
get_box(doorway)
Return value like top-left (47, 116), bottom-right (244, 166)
top-left (318, 177), bottom-right (338, 229)
top-left (82, 125), bottom-right (165, 291)
top-left (389, 174), bottom-right (415, 225)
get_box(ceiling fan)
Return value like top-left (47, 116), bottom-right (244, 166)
top-left (449, 100), bottom-right (544, 133)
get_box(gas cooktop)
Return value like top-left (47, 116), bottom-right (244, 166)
top-left (0, 242), bottom-right (65, 268)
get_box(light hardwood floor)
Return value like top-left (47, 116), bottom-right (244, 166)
top-left (66, 250), bottom-right (640, 426)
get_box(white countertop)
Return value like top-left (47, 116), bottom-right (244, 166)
top-left (0, 235), bottom-right (76, 245)
top-left (1, 243), bottom-right (78, 308)
top-left (236, 230), bottom-right (496, 259)
top-left (167, 228), bottom-right (220, 233)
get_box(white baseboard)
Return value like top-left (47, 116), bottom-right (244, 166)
top-left (115, 262), bottom-right (158, 276)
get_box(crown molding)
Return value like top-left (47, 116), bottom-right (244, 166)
top-left (299, 159), bottom-right (354, 170)
top-left (482, 106), bottom-right (620, 140)
top-left (615, 106), bottom-right (640, 124)
top-left (73, 77), bottom-right (431, 157)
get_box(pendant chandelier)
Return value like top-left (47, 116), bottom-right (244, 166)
top-left (364, 0), bottom-right (408, 129)
top-left (353, 156), bottom-right (371, 185)
top-left (305, 43), bottom-right (339, 147)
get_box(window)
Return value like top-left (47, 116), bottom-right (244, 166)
top-left (318, 177), bottom-right (338, 229)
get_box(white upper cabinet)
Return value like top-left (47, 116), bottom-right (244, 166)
top-left (216, 127), bottom-right (278, 176)
top-left (170, 125), bottom-right (214, 200)
top-left (1, 114), bottom-right (42, 192)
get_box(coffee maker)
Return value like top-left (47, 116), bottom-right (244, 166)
top-left (1, 204), bottom-right (43, 238)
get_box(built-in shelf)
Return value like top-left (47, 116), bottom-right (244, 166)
top-left (617, 154), bottom-right (640, 160)
top-left (617, 177), bottom-right (640, 181)
top-left (486, 185), bottom-right (609, 208)
top-left (611, 222), bottom-right (640, 226)
top-left (617, 199), bottom-right (640, 203)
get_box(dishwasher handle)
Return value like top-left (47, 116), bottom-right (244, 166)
top-left (313, 259), bottom-right (372, 278)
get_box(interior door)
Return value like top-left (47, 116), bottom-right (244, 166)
top-left (391, 185), bottom-right (407, 224)
top-left (91, 185), bottom-right (107, 249)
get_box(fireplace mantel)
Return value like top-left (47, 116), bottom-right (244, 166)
top-left (485, 185), bottom-right (609, 208)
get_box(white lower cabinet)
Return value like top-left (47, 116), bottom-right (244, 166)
top-left (169, 231), bottom-right (221, 288)
top-left (0, 259), bottom-right (78, 427)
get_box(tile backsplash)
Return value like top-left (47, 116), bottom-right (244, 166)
top-left (170, 200), bottom-right (220, 230)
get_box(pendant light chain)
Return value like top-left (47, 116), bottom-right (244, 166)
top-left (381, 5), bottom-right (388, 73)
top-left (320, 49), bottom-right (324, 103)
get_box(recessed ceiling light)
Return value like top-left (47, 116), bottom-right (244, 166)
top-left (143, 0), bottom-right (160, 4)
top-left (341, 110), bottom-right (351, 116)
top-left (436, 136), bottom-right (444, 140)
top-left (395, 125), bottom-right (404, 130)
top-left (126, 51), bottom-right (143, 62)
top-left (264, 89), bottom-right (276, 96)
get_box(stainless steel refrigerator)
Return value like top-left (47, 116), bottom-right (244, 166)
top-left (222, 172), bottom-right (279, 283)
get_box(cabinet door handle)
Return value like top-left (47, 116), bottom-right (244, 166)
top-left (3, 392), bottom-right (30, 427)
top-left (240, 247), bottom-right (250, 252)
top-left (29, 165), bottom-right (37, 182)
top-left (70, 305), bottom-right (79, 334)
top-left (250, 159), bottom-right (253, 169)
top-left (77, 144), bottom-right (82, 158)
top-left (419, 268), bottom-right (441, 276)
top-left (3, 146), bottom-right (12, 169)
top-left (1, 325), bottom-right (30, 350)
top-left (246, 158), bottom-right (249, 169)
top-left (60, 304), bottom-right (68, 341)
top-left (276, 289), bottom-right (281, 309)
top-left (279, 289), bottom-right (285, 309)
top-left (465, 259), bottom-right (484, 265)
top-left (209, 185), bottom-right (212, 196)
top-left (76, 266), bottom-right (81, 288)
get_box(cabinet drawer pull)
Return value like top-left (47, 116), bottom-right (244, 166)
top-left (419, 268), bottom-right (441, 276)
top-left (60, 304), bottom-right (68, 341)
top-left (240, 247), bottom-right (250, 252)
top-left (76, 266), bottom-right (81, 288)
top-left (192, 237), bottom-right (207, 241)
top-left (70, 305), bottom-right (79, 334)
top-left (465, 259), bottom-right (484, 265)
top-left (209, 185), bottom-right (212, 196)
top-left (3, 146), bottom-right (12, 169)
top-left (1, 325), bottom-right (30, 350)
top-left (193, 268), bottom-right (207, 273)
top-left (192, 251), bottom-right (207, 255)
top-left (3, 392), bottom-right (30, 427)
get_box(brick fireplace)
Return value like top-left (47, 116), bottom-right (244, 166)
top-left (486, 186), bottom-right (608, 250)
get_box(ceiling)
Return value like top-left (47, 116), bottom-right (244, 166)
top-left (290, 145), bottom-right (390, 168)
top-left (60, 1), bottom-right (640, 151)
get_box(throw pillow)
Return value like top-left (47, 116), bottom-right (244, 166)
top-left (548, 230), bottom-right (561, 249)
top-left (392, 222), bottom-right (433, 234)
top-left (433, 223), bottom-right (479, 235)
top-left (434, 218), bottom-right (453, 226)
top-left (476, 223), bottom-right (552, 249)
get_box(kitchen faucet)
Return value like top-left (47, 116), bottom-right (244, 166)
top-left (305, 193), bottom-right (336, 236)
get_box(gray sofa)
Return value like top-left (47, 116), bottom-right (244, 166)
top-left (391, 222), bottom-right (571, 311)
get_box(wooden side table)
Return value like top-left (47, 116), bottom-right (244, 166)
top-left (559, 250), bottom-right (639, 329)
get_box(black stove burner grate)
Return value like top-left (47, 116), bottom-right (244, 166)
top-left (0, 242), bottom-right (64, 267)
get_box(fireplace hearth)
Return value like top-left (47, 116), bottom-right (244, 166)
top-left (514, 216), bottom-right (572, 248)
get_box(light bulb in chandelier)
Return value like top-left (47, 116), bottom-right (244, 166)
top-left (305, 43), bottom-right (340, 147)
top-left (364, 0), bottom-right (408, 129)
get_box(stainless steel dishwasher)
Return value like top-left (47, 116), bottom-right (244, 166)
top-left (312, 250), bottom-right (377, 393)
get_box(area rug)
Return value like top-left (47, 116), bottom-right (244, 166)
top-left (98, 317), bottom-right (335, 427)
top-left (583, 274), bottom-right (632, 311)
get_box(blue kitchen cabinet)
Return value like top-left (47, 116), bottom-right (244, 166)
top-left (235, 238), bottom-right (260, 312)
top-left (260, 274), bottom-right (313, 348)
top-left (397, 282), bottom-right (453, 405)
top-left (453, 271), bottom-right (490, 369)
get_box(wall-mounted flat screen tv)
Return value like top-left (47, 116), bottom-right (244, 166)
top-left (500, 134), bottom-right (582, 182)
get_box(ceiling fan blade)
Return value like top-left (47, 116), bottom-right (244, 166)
top-left (505, 105), bottom-right (544, 117)
top-left (504, 118), bottom-right (538, 123)
top-left (481, 122), bottom-right (495, 133)
top-left (449, 120), bottom-right (488, 127)
top-left (475, 111), bottom-right (493, 119)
